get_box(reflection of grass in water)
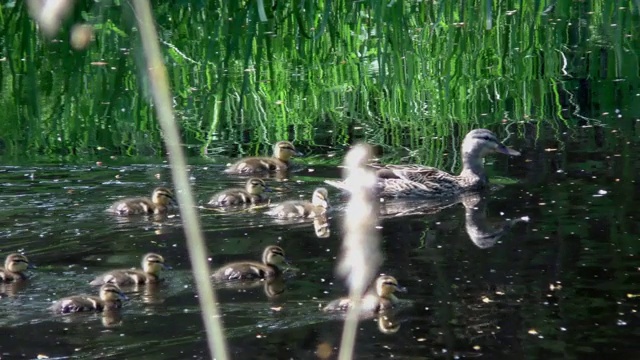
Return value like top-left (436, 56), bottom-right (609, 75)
top-left (6, 0), bottom-right (634, 159)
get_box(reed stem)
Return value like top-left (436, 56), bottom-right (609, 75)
top-left (131, 1), bottom-right (229, 359)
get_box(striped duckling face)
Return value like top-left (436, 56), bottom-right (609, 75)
top-left (311, 188), bottom-right (330, 209)
top-left (462, 129), bottom-right (521, 157)
top-left (4, 253), bottom-right (32, 273)
top-left (273, 141), bottom-right (301, 162)
top-left (375, 275), bottom-right (407, 299)
top-left (245, 178), bottom-right (269, 195)
top-left (151, 187), bottom-right (178, 207)
top-left (262, 246), bottom-right (287, 267)
top-left (99, 283), bottom-right (129, 302)
top-left (141, 253), bottom-right (169, 275)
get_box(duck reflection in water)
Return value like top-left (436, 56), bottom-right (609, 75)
top-left (376, 311), bottom-right (402, 334)
top-left (313, 215), bottom-right (331, 238)
top-left (380, 190), bottom-right (528, 249)
top-left (460, 192), bottom-right (529, 249)
top-left (0, 281), bottom-right (29, 298)
top-left (214, 276), bottom-right (286, 299)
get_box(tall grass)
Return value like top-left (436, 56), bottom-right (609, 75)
top-left (129, 1), bottom-right (230, 359)
top-left (1, 1), bottom-right (639, 162)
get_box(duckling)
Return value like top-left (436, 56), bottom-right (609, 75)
top-left (325, 129), bottom-right (521, 198)
top-left (208, 178), bottom-right (270, 207)
top-left (211, 245), bottom-right (288, 281)
top-left (267, 187), bottom-right (329, 219)
top-left (50, 283), bottom-right (128, 313)
top-left (224, 141), bottom-right (302, 174)
top-left (323, 275), bottom-right (407, 313)
top-left (0, 253), bottom-right (33, 282)
top-left (108, 187), bottom-right (177, 215)
top-left (90, 253), bottom-right (169, 286)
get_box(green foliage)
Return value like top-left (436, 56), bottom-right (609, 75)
top-left (0, 0), bottom-right (639, 164)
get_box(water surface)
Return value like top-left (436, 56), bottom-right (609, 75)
top-left (0, 125), bottom-right (638, 359)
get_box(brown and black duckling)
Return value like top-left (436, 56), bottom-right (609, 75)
top-left (108, 187), bottom-right (177, 216)
top-left (325, 129), bottom-right (521, 198)
top-left (208, 178), bottom-right (270, 207)
top-left (224, 141), bottom-right (302, 174)
top-left (267, 187), bottom-right (329, 219)
top-left (211, 245), bottom-right (288, 281)
top-left (90, 253), bottom-right (169, 286)
top-left (323, 275), bottom-right (407, 314)
top-left (0, 253), bottom-right (33, 282)
top-left (50, 283), bottom-right (128, 314)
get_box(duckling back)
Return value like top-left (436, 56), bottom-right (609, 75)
top-left (211, 261), bottom-right (279, 281)
top-left (212, 245), bottom-right (287, 281)
top-left (51, 284), bottom-right (127, 313)
top-left (109, 197), bottom-right (156, 215)
top-left (108, 187), bottom-right (177, 215)
top-left (267, 201), bottom-right (325, 219)
top-left (90, 253), bottom-right (168, 286)
top-left (90, 268), bottom-right (157, 286)
top-left (323, 292), bottom-right (389, 313)
top-left (267, 187), bottom-right (329, 219)
top-left (224, 141), bottom-right (300, 174)
top-left (225, 157), bottom-right (287, 174)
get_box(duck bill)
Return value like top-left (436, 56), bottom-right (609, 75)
top-left (118, 292), bottom-right (130, 301)
top-left (264, 187), bottom-right (273, 193)
top-left (496, 144), bottom-right (521, 156)
top-left (396, 286), bottom-right (408, 293)
top-left (28, 263), bottom-right (37, 269)
top-left (162, 264), bottom-right (173, 270)
top-left (294, 150), bottom-right (304, 157)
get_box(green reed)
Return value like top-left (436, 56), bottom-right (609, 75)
top-left (1, 0), bottom-right (639, 163)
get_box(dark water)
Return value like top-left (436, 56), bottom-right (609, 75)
top-left (0, 125), bottom-right (638, 359)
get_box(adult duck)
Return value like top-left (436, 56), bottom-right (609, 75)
top-left (325, 129), bottom-right (520, 198)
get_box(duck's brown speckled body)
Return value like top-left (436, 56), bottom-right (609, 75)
top-left (267, 188), bottom-right (329, 219)
top-left (212, 245), bottom-right (287, 281)
top-left (323, 275), bottom-right (406, 314)
top-left (208, 178), bottom-right (269, 206)
top-left (90, 253), bottom-right (169, 286)
top-left (0, 254), bottom-right (33, 282)
top-left (108, 187), bottom-right (177, 215)
top-left (224, 141), bottom-right (301, 174)
top-left (325, 129), bottom-right (520, 198)
top-left (50, 284), bottom-right (128, 314)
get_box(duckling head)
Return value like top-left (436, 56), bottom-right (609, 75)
top-left (99, 283), bottom-right (129, 302)
top-left (4, 253), bottom-right (32, 273)
top-left (273, 141), bottom-right (301, 162)
top-left (152, 187), bottom-right (178, 207)
top-left (141, 253), bottom-right (169, 275)
top-left (311, 187), bottom-right (330, 209)
top-left (462, 129), bottom-right (521, 158)
top-left (245, 178), bottom-right (269, 195)
top-left (262, 245), bottom-right (288, 267)
top-left (375, 275), bottom-right (407, 299)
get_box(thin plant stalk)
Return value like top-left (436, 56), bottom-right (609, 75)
top-left (131, 1), bottom-right (230, 359)
top-left (336, 144), bottom-right (381, 360)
